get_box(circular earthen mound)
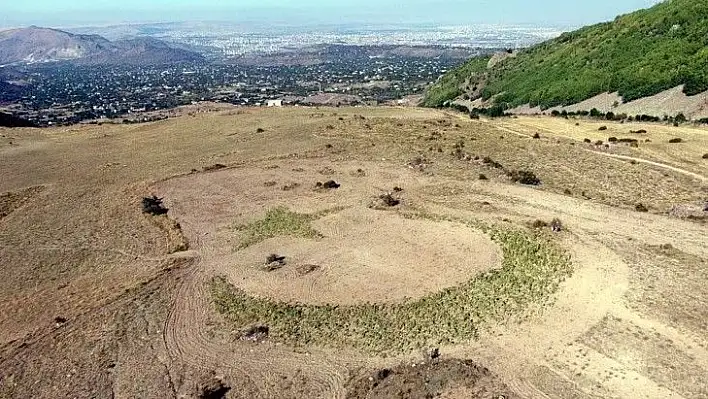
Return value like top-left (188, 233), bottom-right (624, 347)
top-left (345, 358), bottom-right (518, 399)
top-left (225, 207), bottom-right (501, 305)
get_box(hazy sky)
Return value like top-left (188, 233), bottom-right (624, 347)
top-left (1, 0), bottom-right (660, 28)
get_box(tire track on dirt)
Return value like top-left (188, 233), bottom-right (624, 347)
top-left (161, 225), bottom-right (349, 398)
top-left (494, 124), bottom-right (707, 182)
top-left (584, 151), bottom-right (707, 181)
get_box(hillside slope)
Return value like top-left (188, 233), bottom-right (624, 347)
top-left (0, 27), bottom-right (203, 66)
top-left (76, 37), bottom-right (204, 65)
top-left (0, 27), bottom-right (111, 64)
top-left (425, 0), bottom-right (708, 110)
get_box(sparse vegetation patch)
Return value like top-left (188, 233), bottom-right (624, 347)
top-left (370, 192), bottom-right (401, 209)
top-left (213, 219), bottom-right (572, 353)
top-left (508, 170), bottom-right (541, 186)
top-left (408, 156), bottom-right (431, 171)
top-left (234, 207), bottom-right (325, 249)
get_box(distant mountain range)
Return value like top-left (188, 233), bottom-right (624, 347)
top-left (0, 26), bottom-right (204, 66)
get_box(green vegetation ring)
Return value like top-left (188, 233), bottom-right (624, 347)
top-left (212, 209), bottom-right (572, 354)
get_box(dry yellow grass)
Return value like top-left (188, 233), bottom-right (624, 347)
top-left (0, 105), bottom-right (706, 399)
top-left (498, 115), bottom-right (708, 176)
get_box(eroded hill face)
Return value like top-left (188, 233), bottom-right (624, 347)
top-left (0, 106), bottom-right (706, 398)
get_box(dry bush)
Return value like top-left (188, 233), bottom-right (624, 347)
top-left (296, 264), bottom-right (320, 275)
top-left (408, 156), bottom-right (431, 171)
top-left (315, 180), bottom-right (341, 190)
top-left (530, 220), bottom-right (548, 229)
top-left (264, 254), bottom-right (286, 271)
top-left (240, 325), bottom-right (269, 342)
top-left (196, 376), bottom-right (231, 399)
top-left (482, 156), bottom-right (504, 169)
top-left (281, 182), bottom-right (300, 191)
top-left (508, 170), bottom-right (541, 185)
top-left (635, 203), bottom-right (649, 212)
top-left (370, 192), bottom-right (402, 209)
top-left (378, 193), bottom-right (400, 207)
top-left (142, 196), bottom-right (168, 215)
top-left (319, 166), bottom-right (336, 175)
top-left (352, 168), bottom-right (367, 177)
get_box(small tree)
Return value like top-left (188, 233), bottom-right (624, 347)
top-left (487, 105), bottom-right (506, 118)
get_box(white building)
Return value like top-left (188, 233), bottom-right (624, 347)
top-left (266, 99), bottom-right (283, 107)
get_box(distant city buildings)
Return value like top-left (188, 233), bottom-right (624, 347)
top-left (150, 23), bottom-right (562, 58)
top-left (266, 99), bottom-right (283, 107)
top-left (0, 24), bottom-right (559, 125)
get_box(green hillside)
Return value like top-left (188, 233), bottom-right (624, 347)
top-left (422, 56), bottom-right (489, 107)
top-left (424, 0), bottom-right (708, 109)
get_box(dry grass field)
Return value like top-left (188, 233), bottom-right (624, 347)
top-left (0, 105), bottom-right (707, 398)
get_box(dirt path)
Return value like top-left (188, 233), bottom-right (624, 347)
top-left (584, 151), bottom-right (707, 181)
top-left (154, 156), bottom-right (708, 398)
top-left (435, 180), bottom-right (708, 399)
top-left (4, 107), bottom-right (705, 399)
top-left (494, 124), bottom-right (708, 182)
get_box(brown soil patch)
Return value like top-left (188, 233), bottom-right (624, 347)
top-left (1, 106), bottom-right (707, 399)
top-left (0, 185), bottom-right (44, 221)
top-left (581, 315), bottom-right (708, 398)
top-left (226, 207), bottom-right (500, 305)
top-left (157, 162), bottom-right (500, 305)
top-left (345, 358), bottom-right (517, 399)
